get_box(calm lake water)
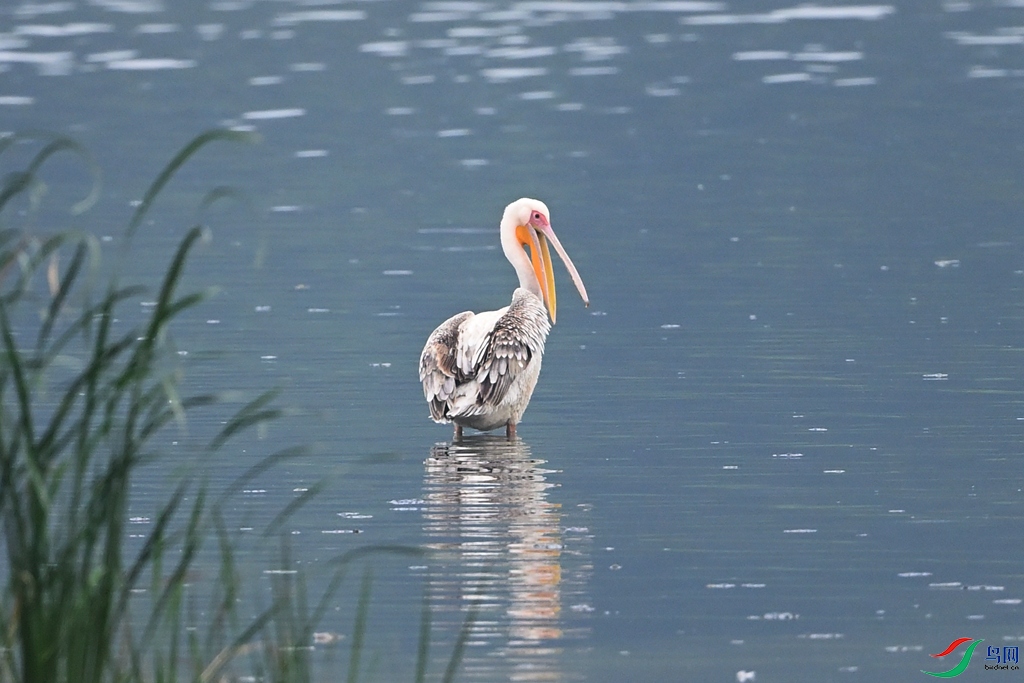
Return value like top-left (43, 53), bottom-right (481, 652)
top-left (3, 0), bottom-right (1024, 680)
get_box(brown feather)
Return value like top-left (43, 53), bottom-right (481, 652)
top-left (419, 311), bottom-right (473, 421)
top-left (472, 290), bottom-right (549, 409)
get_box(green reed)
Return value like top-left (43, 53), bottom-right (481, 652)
top-left (0, 131), bottom-right (472, 682)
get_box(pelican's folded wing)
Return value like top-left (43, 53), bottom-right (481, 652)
top-left (469, 289), bottom-right (550, 412)
top-left (419, 311), bottom-right (473, 422)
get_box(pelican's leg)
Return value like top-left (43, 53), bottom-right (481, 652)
top-left (505, 421), bottom-right (516, 439)
top-left (453, 424), bottom-right (463, 441)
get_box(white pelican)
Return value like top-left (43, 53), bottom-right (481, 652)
top-left (419, 198), bottom-right (589, 439)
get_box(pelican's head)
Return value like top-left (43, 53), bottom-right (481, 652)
top-left (502, 197), bottom-right (589, 324)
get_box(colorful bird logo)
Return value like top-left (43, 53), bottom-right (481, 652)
top-left (922, 637), bottom-right (983, 678)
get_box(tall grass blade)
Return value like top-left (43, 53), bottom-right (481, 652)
top-left (35, 239), bottom-right (87, 351)
top-left (442, 606), bottom-right (477, 683)
top-left (264, 481), bottom-right (323, 537)
top-left (207, 389), bottom-right (281, 452)
top-left (1, 128), bottom-right (479, 683)
top-left (200, 604), bottom-right (278, 683)
top-left (346, 568), bottom-right (374, 683)
top-left (414, 592), bottom-right (431, 683)
top-left (0, 132), bottom-right (101, 216)
top-left (126, 129), bottom-right (258, 241)
top-left (220, 445), bottom-right (308, 501)
top-left (197, 185), bottom-right (251, 217)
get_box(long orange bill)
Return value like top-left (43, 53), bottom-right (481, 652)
top-left (536, 223), bottom-right (589, 325)
top-left (516, 224), bottom-right (550, 313)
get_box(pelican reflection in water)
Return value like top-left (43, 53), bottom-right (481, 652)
top-left (421, 436), bottom-right (592, 680)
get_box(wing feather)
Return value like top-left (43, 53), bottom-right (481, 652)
top-left (470, 290), bottom-right (549, 411)
top-left (421, 290), bottom-right (550, 424)
top-left (419, 311), bottom-right (473, 421)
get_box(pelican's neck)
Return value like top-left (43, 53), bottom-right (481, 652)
top-left (500, 216), bottom-right (542, 298)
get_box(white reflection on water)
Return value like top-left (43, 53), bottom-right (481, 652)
top-left (90, 0), bottom-right (163, 12)
top-left (350, 0), bottom-right (894, 101)
top-left (14, 23), bottom-right (113, 37)
top-left (272, 10), bottom-right (367, 25)
top-left (422, 436), bottom-right (590, 681)
top-left (106, 58), bottom-right (196, 70)
top-left (241, 107), bottom-right (306, 120)
top-left (0, 49), bottom-right (74, 75)
top-left (684, 4), bottom-right (894, 24)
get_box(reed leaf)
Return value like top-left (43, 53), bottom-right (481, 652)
top-left (346, 568), bottom-right (374, 683)
top-left (0, 131), bottom-right (101, 216)
top-left (0, 128), bottom-right (473, 683)
top-left (126, 129), bottom-right (258, 241)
